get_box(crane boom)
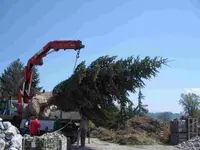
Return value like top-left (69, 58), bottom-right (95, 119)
top-left (17, 40), bottom-right (85, 119)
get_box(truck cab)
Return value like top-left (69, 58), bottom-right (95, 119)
top-left (0, 100), bottom-right (18, 120)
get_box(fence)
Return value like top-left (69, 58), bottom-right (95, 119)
top-left (170, 117), bottom-right (198, 145)
top-left (188, 118), bottom-right (198, 140)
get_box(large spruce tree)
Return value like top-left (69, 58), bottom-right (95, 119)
top-left (50, 55), bottom-right (168, 126)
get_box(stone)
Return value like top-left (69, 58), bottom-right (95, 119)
top-left (10, 134), bottom-right (22, 150)
top-left (0, 138), bottom-right (5, 150)
top-left (177, 136), bottom-right (200, 150)
top-left (0, 122), bottom-right (23, 150)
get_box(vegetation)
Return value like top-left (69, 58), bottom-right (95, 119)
top-left (125, 89), bottom-right (148, 122)
top-left (157, 112), bottom-right (172, 123)
top-left (0, 55), bottom-right (168, 129)
top-left (179, 92), bottom-right (200, 117)
top-left (0, 59), bottom-right (42, 100)
top-left (90, 116), bottom-right (170, 145)
top-left (0, 55), bottom-right (170, 145)
top-left (50, 55), bottom-right (168, 126)
top-left (148, 112), bottom-right (175, 123)
top-left (147, 112), bottom-right (181, 120)
top-left (133, 89), bottom-right (148, 117)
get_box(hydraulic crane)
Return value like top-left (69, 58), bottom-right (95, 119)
top-left (17, 40), bottom-right (85, 119)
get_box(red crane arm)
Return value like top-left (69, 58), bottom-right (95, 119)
top-left (27, 40), bottom-right (84, 67)
top-left (25, 40), bottom-right (84, 84)
top-left (17, 40), bottom-right (85, 119)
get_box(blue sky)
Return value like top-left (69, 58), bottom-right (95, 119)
top-left (1, 0), bottom-right (200, 113)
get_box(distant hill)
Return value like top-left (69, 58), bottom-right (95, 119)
top-left (147, 112), bottom-right (182, 120)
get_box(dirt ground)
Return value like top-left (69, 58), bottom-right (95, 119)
top-left (72, 138), bottom-right (179, 150)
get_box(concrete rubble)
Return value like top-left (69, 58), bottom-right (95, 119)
top-left (176, 136), bottom-right (200, 150)
top-left (0, 121), bottom-right (22, 150)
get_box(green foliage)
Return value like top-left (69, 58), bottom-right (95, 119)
top-left (88, 120), bottom-right (95, 128)
top-left (148, 112), bottom-right (181, 120)
top-left (157, 112), bottom-right (172, 123)
top-left (50, 55), bottom-right (168, 126)
top-left (179, 93), bottom-right (200, 117)
top-left (102, 106), bottom-right (120, 129)
top-left (193, 109), bottom-right (200, 123)
top-left (0, 59), bottom-right (42, 99)
top-left (194, 109), bottom-right (200, 117)
top-left (134, 89), bottom-right (148, 117)
top-left (31, 67), bottom-right (42, 92)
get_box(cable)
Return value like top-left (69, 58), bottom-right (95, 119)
top-left (73, 50), bottom-right (80, 72)
top-left (54, 123), bottom-right (68, 133)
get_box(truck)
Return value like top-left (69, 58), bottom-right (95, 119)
top-left (0, 100), bottom-right (20, 124)
top-left (20, 108), bottom-right (82, 145)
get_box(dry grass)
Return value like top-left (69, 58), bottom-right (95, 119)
top-left (91, 116), bottom-right (170, 145)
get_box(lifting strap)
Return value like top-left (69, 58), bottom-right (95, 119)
top-left (73, 49), bottom-right (80, 72)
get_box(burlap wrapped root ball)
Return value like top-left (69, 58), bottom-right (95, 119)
top-left (23, 94), bottom-right (51, 118)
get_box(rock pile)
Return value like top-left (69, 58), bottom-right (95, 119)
top-left (176, 136), bottom-right (200, 150)
top-left (0, 121), bottom-right (22, 150)
top-left (23, 132), bottom-right (67, 150)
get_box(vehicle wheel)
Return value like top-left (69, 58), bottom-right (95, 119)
top-left (11, 116), bottom-right (17, 127)
top-left (12, 116), bottom-right (21, 129)
top-left (70, 136), bottom-right (77, 144)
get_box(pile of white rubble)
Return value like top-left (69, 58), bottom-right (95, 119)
top-left (176, 136), bottom-right (200, 150)
top-left (0, 121), bottom-right (22, 150)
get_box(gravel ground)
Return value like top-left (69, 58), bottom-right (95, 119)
top-left (72, 138), bottom-right (179, 150)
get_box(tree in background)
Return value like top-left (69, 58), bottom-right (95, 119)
top-left (124, 90), bottom-right (148, 121)
top-left (157, 112), bottom-right (172, 123)
top-left (31, 66), bottom-right (42, 92)
top-left (179, 93), bottom-right (200, 117)
top-left (0, 59), bottom-right (42, 99)
top-left (0, 80), bottom-right (4, 99)
top-left (106, 106), bottom-right (120, 129)
top-left (134, 89), bottom-right (148, 117)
